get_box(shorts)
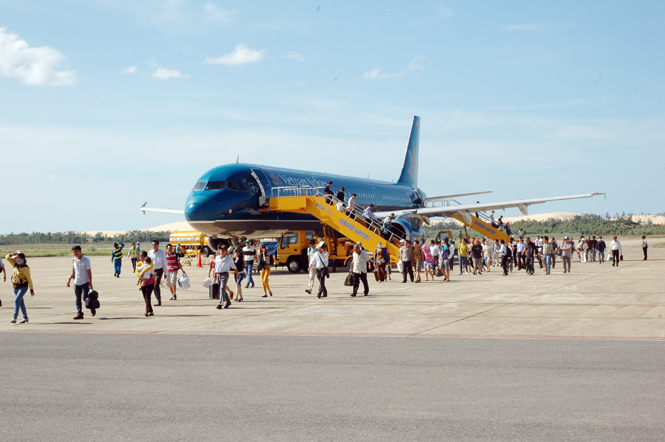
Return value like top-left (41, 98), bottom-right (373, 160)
top-left (165, 271), bottom-right (179, 287)
top-left (235, 271), bottom-right (246, 285)
top-left (414, 259), bottom-right (423, 272)
top-left (424, 261), bottom-right (433, 269)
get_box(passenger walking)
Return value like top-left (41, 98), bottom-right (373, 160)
top-left (336, 187), bottom-right (345, 202)
top-left (482, 238), bottom-right (492, 272)
top-left (324, 181), bottom-right (334, 205)
top-left (524, 238), bottom-right (536, 275)
top-left (423, 243), bottom-right (434, 281)
top-left (135, 252), bottom-right (155, 317)
top-left (111, 241), bottom-right (124, 277)
top-left (165, 244), bottom-right (186, 301)
top-left (350, 243), bottom-right (370, 297)
top-left (597, 236), bottom-right (606, 264)
top-left (232, 248), bottom-right (245, 302)
top-left (429, 240), bottom-right (439, 274)
top-left (412, 240), bottom-right (424, 282)
top-left (363, 204), bottom-right (375, 223)
top-left (399, 239), bottom-right (414, 283)
top-left (550, 237), bottom-right (558, 269)
top-left (148, 240), bottom-right (167, 306)
top-left (127, 242), bottom-right (139, 271)
top-left (492, 239), bottom-right (501, 268)
top-left (516, 238), bottom-right (526, 270)
top-left (243, 239), bottom-right (256, 288)
top-left (312, 243), bottom-right (329, 298)
top-left (518, 228), bottom-right (524, 239)
top-left (489, 211), bottom-right (496, 227)
top-left (438, 238), bottom-right (453, 282)
top-left (560, 237), bottom-right (574, 273)
top-left (257, 243), bottom-right (273, 297)
top-left (335, 200), bottom-right (345, 212)
top-left (499, 240), bottom-right (510, 276)
top-left (67, 245), bottom-right (94, 320)
top-left (6, 252), bottom-right (34, 324)
top-left (0, 255), bottom-right (6, 307)
top-left (382, 213), bottom-right (395, 239)
top-left (589, 236), bottom-right (598, 262)
top-left (610, 236), bottom-right (623, 267)
top-left (642, 235), bottom-right (648, 260)
top-left (471, 238), bottom-right (483, 275)
top-left (214, 246), bottom-right (237, 309)
top-left (578, 236), bottom-right (587, 263)
top-left (458, 238), bottom-right (469, 275)
top-left (542, 236), bottom-right (552, 275)
top-left (347, 193), bottom-right (357, 215)
top-left (303, 239), bottom-right (318, 294)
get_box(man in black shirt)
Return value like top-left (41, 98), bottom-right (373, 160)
top-left (324, 181), bottom-right (334, 205)
top-left (471, 239), bottom-right (483, 275)
top-left (597, 236), bottom-right (606, 264)
top-left (524, 238), bottom-right (536, 275)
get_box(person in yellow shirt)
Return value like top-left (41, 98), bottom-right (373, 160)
top-left (6, 252), bottom-right (34, 324)
top-left (458, 238), bottom-right (469, 275)
top-left (135, 251), bottom-right (155, 316)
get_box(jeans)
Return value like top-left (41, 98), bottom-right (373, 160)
top-left (543, 254), bottom-right (552, 274)
top-left (402, 261), bottom-right (414, 282)
top-left (141, 284), bottom-right (154, 314)
top-left (245, 262), bottom-right (255, 286)
top-left (75, 282), bottom-right (90, 314)
top-left (562, 255), bottom-right (571, 273)
top-left (131, 258), bottom-right (137, 271)
top-left (598, 250), bottom-right (605, 263)
top-left (352, 272), bottom-right (369, 295)
top-left (154, 269), bottom-right (164, 303)
top-left (113, 258), bottom-right (122, 275)
top-left (13, 286), bottom-right (28, 321)
top-left (612, 250), bottom-right (620, 266)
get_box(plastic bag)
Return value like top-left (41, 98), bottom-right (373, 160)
top-left (178, 274), bottom-right (191, 290)
top-left (202, 277), bottom-right (212, 289)
top-left (397, 261), bottom-right (404, 273)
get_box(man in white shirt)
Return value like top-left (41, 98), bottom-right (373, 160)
top-left (363, 204), bottom-right (375, 222)
top-left (305, 239), bottom-right (317, 294)
top-left (609, 236), bottom-right (623, 267)
top-left (148, 240), bottom-right (168, 306)
top-left (560, 237), bottom-right (574, 273)
top-left (429, 240), bottom-right (439, 273)
top-left (67, 245), bottom-right (94, 320)
top-left (347, 193), bottom-right (357, 215)
top-left (350, 243), bottom-right (371, 297)
top-left (516, 238), bottom-right (526, 270)
top-left (312, 242), bottom-right (329, 298)
top-left (215, 245), bottom-right (238, 309)
top-left (242, 239), bottom-right (256, 288)
top-left (642, 235), bottom-right (648, 261)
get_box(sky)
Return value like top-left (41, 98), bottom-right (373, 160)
top-left (1, 0), bottom-right (664, 233)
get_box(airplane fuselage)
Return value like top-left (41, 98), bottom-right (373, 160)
top-left (184, 163), bottom-right (426, 239)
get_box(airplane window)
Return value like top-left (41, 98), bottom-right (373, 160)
top-left (235, 181), bottom-right (247, 192)
top-left (226, 181), bottom-right (239, 191)
top-left (206, 181), bottom-right (225, 190)
top-left (193, 181), bottom-right (206, 191)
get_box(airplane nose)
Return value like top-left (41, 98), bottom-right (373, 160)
top-left (184, 196), bottom-right (212, 222)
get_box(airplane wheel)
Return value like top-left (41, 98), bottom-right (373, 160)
top-left (287, 258), bottom-right (301, 273)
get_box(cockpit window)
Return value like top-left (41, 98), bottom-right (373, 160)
top-left (206, 181), bottom-right (225, 190)
top-left (235, 180), bottom-right (247, 192)
top-left (226, 181), bottom-right (239, 191)
top-left (192, 181), bottom-right (206, 191)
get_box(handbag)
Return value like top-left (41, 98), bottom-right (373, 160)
top-left (620, 254), bottom-right (623, 261)
top-left (435, 268), bottom-right (444, 277)
top-left (344, 273), bottom-right (354, 286)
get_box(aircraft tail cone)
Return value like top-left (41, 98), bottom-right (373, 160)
top-left (197, 252), bottom-right (203, 268)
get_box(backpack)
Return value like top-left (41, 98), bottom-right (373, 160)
top-left (505, 246), bottom-right (512, 258)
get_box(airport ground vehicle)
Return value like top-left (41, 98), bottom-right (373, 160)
top-left (275, 227), bottom-right (368, 273)
top-left (169, 231), bottom-right (214, 265)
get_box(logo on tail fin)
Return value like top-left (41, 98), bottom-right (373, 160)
top-left (397, 116), bottom-right (420, 188)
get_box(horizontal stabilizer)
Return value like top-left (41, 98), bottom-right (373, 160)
top-left (140, 202), bottom-right (184, 215)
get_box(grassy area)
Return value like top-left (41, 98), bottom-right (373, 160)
top-left (0, 242), bottom-right (117, 258)
top-left (652, 243), bottom-right (665, 248)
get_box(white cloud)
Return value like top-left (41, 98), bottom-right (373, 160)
top-left (152, 67), bottom-right (190, 79)
top-left (121, 66), bottom-right (137, 74)
top-left (0, 27), bottom-right (77, 86)
top-left (205, 43), bottom-right (266, 66)
top-left (285, 51), bottom-right (304, 62)
top-left (204, 2), bottom-right (231, 23)
top-left (363, 56), bottom-right (425, 80)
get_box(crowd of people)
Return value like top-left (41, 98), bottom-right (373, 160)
top-left (0, 230), bottom-right (648, 324)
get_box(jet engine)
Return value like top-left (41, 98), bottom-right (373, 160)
top-left (390, 217), bottom-right (426, 244)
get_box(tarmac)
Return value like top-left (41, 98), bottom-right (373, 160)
top-left (0, 237), bottom-right (662, 340)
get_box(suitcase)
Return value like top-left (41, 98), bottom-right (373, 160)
top-left (209, 282), bottom-right (220, 300)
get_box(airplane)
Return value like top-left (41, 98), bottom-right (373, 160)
top-left (141, 116), bottom-right (604, 250)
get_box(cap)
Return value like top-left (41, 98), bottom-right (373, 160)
top-left (399, 239), bottom-right (405, 243)
top-left (245, 239), bottom-right (252, 243)
top-left (356, 241), bottom-right (362, 247)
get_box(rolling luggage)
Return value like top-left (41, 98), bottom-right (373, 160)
top-left (209, 282), bottom-right (220, 300)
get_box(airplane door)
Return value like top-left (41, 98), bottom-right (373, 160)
top-left (250, 169), bottom-right (271, 207)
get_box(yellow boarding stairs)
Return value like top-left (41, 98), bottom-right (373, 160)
top-left (266, 186), bottom-right (404, 265)
top-left (449, 213), bottom-right (513, 244)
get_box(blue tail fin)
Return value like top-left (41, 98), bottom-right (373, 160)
top-left (397, 116), bottom-right (420, 188)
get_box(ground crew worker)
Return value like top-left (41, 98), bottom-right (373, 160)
top-left (112, 241), bottom-right (124, 277)
top-left (642, 235), bottom-right (648, 260)
top-left (127, 242), bottom-right (139, 271)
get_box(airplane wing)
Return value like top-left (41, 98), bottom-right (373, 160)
top-left (375, 191), bottom-right (606, 221)
top-left (139, 202), bottom-right (185, 215)
top-left (425, 191), bottom-right (492, 202)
